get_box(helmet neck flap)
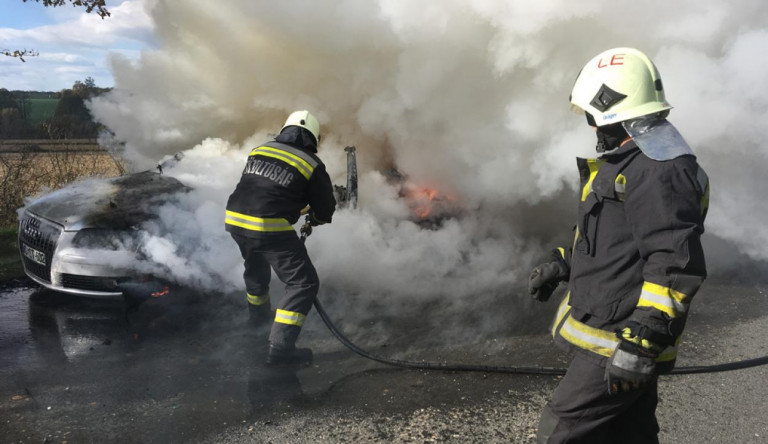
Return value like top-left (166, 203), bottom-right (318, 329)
top-left (275, 126), bottom-right (318, 153)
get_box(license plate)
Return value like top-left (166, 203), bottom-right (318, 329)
top-left (22, 244), bottom-right (46, 266)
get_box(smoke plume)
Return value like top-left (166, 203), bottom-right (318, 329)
top-left (85, 1), bottom-right (768, 335)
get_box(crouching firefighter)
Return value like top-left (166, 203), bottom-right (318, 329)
top-left (226, 110), bottom-right (336, 366)
top-left (530, 48), bottom-right (709, 444)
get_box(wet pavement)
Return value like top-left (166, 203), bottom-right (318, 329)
top-left (1, 273), bottom-right (768, 443)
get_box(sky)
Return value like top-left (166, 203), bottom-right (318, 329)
top-left (0, 0), bottom-right (153, 91)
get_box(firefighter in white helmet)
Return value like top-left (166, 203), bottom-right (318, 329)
top-left (226, 110), bottom-right (336, 367)
top-left (529, 48), bottom-right (709, 443)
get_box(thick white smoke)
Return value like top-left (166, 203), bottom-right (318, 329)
top-left (85, 1), bottom-right (768, 328)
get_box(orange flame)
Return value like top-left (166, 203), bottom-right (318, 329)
top-left (150, 286), bottom-right (170, 298)
top-left (407, 187), bottom-right (450, 219)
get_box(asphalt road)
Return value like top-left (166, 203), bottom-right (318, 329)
top-left (1, 274), bottom-right (767, 443)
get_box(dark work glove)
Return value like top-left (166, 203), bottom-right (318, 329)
top-left (528, 260), bottom-right (568, 302)
top-left (605, 329), bottom-right (663, 395)
top-left (308, 211), bottom-right (326, 226)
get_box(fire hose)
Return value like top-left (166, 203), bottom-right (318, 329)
top-left (301, 220), bottom-right (768, 376)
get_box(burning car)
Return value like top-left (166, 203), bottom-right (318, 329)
top-left (18, 157), bottom-right (189, 297)
top-left (18, 147), bottom-right (358, 298)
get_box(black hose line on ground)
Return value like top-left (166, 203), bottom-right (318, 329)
top-left (302, 229), bottom-right (768, 376)
top-left (313, 297), bottom-right (567, 375)
top-left (313, 297), bottom-right (768, 376)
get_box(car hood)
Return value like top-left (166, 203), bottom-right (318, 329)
top-left (25, 171), bottom-right (189, 231)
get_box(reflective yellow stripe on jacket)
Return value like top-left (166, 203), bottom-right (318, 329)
top-left (581, 159), bottom-right (628, 202)
top-left (637, 281), bottom-right (691, 318)
top-left (581, 159), bottom-right (604, 201)
top-left (250, 145), bottom-right (317, 180)
top-left (225, 210), bottom-right (294, 232)
top-left (553, 292), bottom-right (677, 362)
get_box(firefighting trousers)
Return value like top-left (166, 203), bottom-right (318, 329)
top-left (230, 233), bottom-right (320, 349)
top-left (536, 354), bottom-right (659, 444)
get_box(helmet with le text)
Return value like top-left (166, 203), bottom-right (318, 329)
top-left (282, 110), bottom-right (321, 144)
top-left (569, 48), bottom-right (671, 127)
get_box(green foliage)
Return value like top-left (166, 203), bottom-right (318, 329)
top-left (1, 78), bottom-right (109, 139)
top-left (0, 228), bottom-right (18, 252)
top-left (49, 93), bottom-right (97, 138)
top-left (70, 76), bottom-right (108, 99)
top-left (0, 89), bottom-right (19, 111)
top-left (55, 94), bottom-right (89, 119)
top-left (24, 92), bottom-right (58, 99)
top-left (0, 226), bottom-right (23, 281)
top-left (21, 0), bottom-right (110, 18)
top-left (1, 89), bottom-right (26, 137)
top-left (27, 98), bottom-right (59, 125)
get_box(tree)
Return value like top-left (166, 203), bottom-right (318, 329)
top-left (49, 91), bottom-right (96, 138)
top-left (46, 78), bottom-right (108, 138)
top-left (14, 90), bottom-right (31, 121)
top-left (21, 0), bottom-right (110, 18)
top-left (0, 89), bottom-right (20, 111)
top-left (72, 80), bottom-right (86, 96)
top-left (0, 90), bottom-right (25, 138)
top-left (3, 1), bottom-right (111, 61)
top-left (72, 76), bottom-right (105, 99)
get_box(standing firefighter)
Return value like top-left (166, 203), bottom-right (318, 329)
top-left (226, 110), bottom-right (336, 366)
top-left (531, 48), bottom-right (709, 443)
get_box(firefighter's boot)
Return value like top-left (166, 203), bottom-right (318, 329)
top-left (265, 344), bottom-right (313, 367)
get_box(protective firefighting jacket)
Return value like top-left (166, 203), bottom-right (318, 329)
top-left (550, 136), bottom-right (709, 372)
top-left (225, 137), bottom-right (336, 239)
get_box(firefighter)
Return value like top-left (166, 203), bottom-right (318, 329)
top-left (226, 110), bottom-right (336, 366)
top-left (530, 48), bottom-right (709, 443)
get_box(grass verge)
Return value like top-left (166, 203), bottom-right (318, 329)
top-left (0, 226), bottom-right (24, 282)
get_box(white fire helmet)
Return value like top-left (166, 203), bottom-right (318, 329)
top-left (569, 48), bottom-right (671, 127)
top-left (282, 110), bottom-right (321, 144)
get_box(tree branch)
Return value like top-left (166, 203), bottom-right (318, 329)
top-left (4, 1), bottom-right (112, 61)
top-left (21, 0), bottom-right (111, 19)
top-left (1, 49), bottom-right (40, 62)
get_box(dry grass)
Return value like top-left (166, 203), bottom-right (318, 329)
top-left (0, 139), bottom-right (100, 151)
top-left (0, 146), bottom-right (125, 227)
